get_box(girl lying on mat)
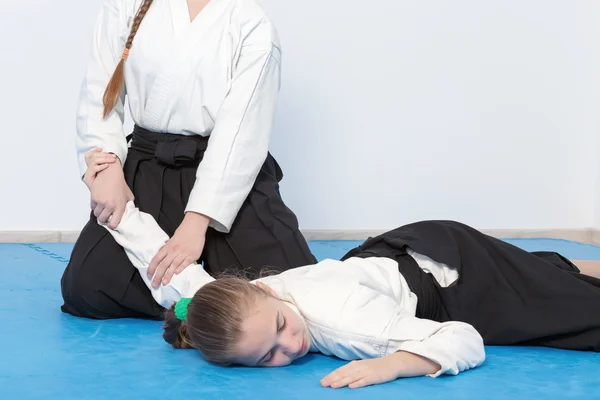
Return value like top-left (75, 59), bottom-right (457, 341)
top-left (87, 151), bottom-right (600, 389)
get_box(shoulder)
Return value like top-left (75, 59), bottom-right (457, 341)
top-left (231, 0), bottom-right (276, 24)
top-left (298, 279), bottom-right (397, 360)
top-left (101, 0), bottom-right (145, 23)
top-left (230, 0), bottom-right (280, 47)
top-left (101, 0), bottom-right (140, 13)
top-left (263, 258), bottom-right (395, 319)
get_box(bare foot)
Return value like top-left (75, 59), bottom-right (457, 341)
top-left (570, 260), bottom-right (600, 279)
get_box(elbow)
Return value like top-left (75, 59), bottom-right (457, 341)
top-left (430, 324), bottom-right (486, 377)
top-left (448, 324), bottom-right (486, 375)
top-left (464, 324), bottom-right (486, 366)
top-left (473, 332), bottom-right (486, 366)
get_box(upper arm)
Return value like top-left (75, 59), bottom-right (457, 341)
top-left (75, 0), bottom-right (131, 175)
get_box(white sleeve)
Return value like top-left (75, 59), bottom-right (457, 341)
top-left (98, 201), bottom-right (215, 308)
top-left (387, 314), bottom-right (486, 378)
top-left (184, 22), bottom-right (282, 233)
top-left (334, 284), bottom-right (485, 378)
top-left (75, 0), bottom-right (129, 178)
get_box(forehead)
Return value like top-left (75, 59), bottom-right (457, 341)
top-left (233, 296), bottom-right (279, 364)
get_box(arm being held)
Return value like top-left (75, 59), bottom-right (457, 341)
top-left (97, 201), bottom-right (215, 307)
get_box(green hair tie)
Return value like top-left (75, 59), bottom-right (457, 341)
top-left (174, 298), bottom-right (192, 321)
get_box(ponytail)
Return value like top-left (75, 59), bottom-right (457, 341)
top-left (162, 305), bottom-right (194, 349)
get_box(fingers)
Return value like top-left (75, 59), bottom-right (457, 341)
top-left (107, 202), bottom-right (126, 229)
top-left (151, 250), bottom-right (178, 289)
top-left (93, 200), bottom-right (125, 226)
top-left (148, 247), bottom-right (167, 277)
top-left (85, 149), bottom-right (117, 167)
top-left (148, 246), bottom-right (168, 280)
top-left (175, 256), bottom-right (195, 274)
top-left (147, 243), bottom-right (195, 288)
top-left (90, 154), bottom-right (117, 166)
top-left (93, 204), bottom-right (104, 219)
top-left (147, 231), bottom-right (205, 288)
top-left (90, 163), bottom-right (110, 174)
top-left (329, 374), bottom-right (360, 389)
top-left (162, 254), bottom-right (186, 286)
top-left (85, 148), bottom-right (103, 165)
top-left (321, 362), bottom-right (367, 389)
top-left (85, 148), bottom-right (102, 159)
top-left (97, 207), bottom-right (113, 224)
top-left (320, 367), bottom-right (344, 387)
top-left (348, 378), bottom-right (372, 389)
top-left (84, 164), bottom-right (110, 190)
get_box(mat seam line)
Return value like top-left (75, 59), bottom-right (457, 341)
top-left (19, 243), bottom-right (70, 264)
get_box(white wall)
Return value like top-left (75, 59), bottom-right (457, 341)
top-left (1, 0), bottom-right (599, 232)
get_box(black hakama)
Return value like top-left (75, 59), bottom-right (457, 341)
top-left (342, 220), bottom-right (600, 351)
top-left (60, 125), bottom-right (316, 320)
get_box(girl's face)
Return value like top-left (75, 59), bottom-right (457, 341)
top-left (231, 283), bottom-right (311, 367)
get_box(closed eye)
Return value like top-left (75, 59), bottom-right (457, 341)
top-left (260, 351), bottom-right (272, 365)
top-left (278, 315), bottom-right (287, 332)
top-left (258, 311), bottom-right (285, 365)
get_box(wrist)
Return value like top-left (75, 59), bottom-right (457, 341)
top-left (387, 351), bottom-right (441, 378)
top-left (94, 158), bottom-right (123, 177)
top-left (183, 211), bottom-right (211, 233)
top-left (107, 157), bottom-right (123, 169)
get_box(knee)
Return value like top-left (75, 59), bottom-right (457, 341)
top-left (60, 263), bottom-right (97, 318)
top-left (60, 260), bottom-right (115, 319)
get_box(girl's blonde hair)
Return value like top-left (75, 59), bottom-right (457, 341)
top-left (162, 277), bottom-right (269, 365)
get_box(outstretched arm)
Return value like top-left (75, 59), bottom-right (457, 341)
top-left (97, 201), bottom-right (215, 307)
top-left (321, 351), bottom-right (440, 389)
top-left (317, 283), bottom-right (485, 389)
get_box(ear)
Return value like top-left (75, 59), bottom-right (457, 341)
top-left (256, 281), bottom-right (278, 297)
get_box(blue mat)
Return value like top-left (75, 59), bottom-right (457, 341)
top-left (2, 238), bottom-right (600, 399)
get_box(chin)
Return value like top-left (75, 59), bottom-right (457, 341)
top-left (289, 353), bottom-right (307, 365)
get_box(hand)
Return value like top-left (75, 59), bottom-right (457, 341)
top-left (83, 148), bottom-right (117, 189)
top-left (320, 357), bottom-right (402, 390)
top-left (320, 352), bottom-right (440, 389)
top-left (147, 212), bottom-right (211, 288)
top-left (89, 158), bottom-right (134, 229)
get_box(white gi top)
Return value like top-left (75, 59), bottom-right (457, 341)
top-left (258, 258), bottom-right (485, 378)
top-left (102, 202), bottom-right (485, 378)
top-left (76, 0), bottom-right (282, 232)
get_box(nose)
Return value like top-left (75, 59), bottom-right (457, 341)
top-left (281, 334), bottom-right (302, 357)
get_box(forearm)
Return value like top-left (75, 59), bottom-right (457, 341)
top-left (386, 351), bottom-right (441, 378)
top-left (320, 349), bottom-right (442, 389)
top-left (99, 202), bottom-right (215, 306)
top-left (387, 314), bottom-right (485, 377)
top-left (180, 211), bottom-right (211, 234)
